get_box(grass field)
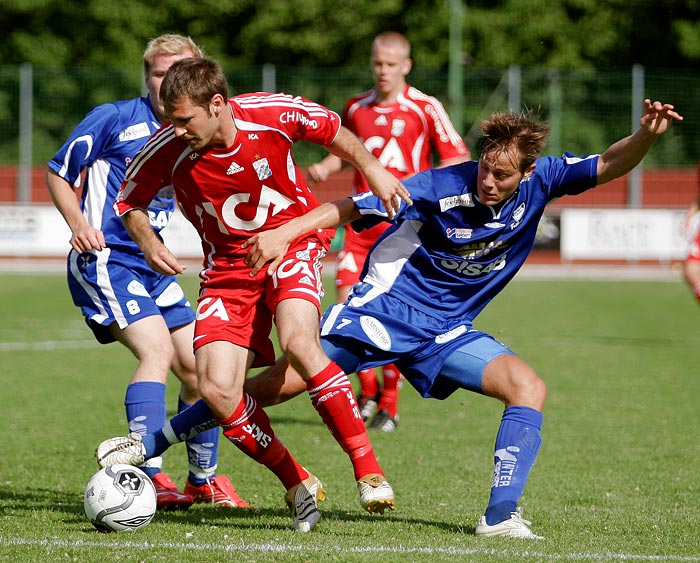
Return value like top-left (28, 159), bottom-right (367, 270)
top-left (1, 270), bottom-right (700, 562)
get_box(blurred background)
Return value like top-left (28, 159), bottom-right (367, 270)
top-left (1, 0), bottom-right (698, 265)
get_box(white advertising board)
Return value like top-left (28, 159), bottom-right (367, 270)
top-left (0, 205), bottom-right (71, 255)
top-left (1, 205), bottom-right (690, 264)
top-left (560, 208), bottom-right (688, 261)
top-left (0, 204), bottom-right (202, 258)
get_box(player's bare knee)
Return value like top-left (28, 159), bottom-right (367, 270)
top-left (279, 334), bottom-right (321, 375)
top-left (134, 355), bottom-right (172, 382)
top-left (198, 378), bottom-right (236, 410)
top-left (525, 374), bottom-right (547, 410)
top-left (137, 338), bottom-right (175, 371)
top-left (509, 367), bottom-right (546, 409)
top-left (171, 357), bottom-right (198, 396)
top-left (483, 357), bottom-right (546, 410)
top-left (278, 331), bottom-right (303, 357)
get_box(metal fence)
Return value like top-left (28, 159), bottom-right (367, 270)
top-left (1, 63), bottom-right (698, 201)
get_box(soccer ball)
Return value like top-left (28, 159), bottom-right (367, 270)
top-left (84, 464), bottom-right (157, 532)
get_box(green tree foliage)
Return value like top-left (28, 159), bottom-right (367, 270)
top-left (1, 0), bottom-right (699, 168)
top-left (462, 0), bottom-right (700, 69)
top-left (3, 0), bottom-right (700, 69)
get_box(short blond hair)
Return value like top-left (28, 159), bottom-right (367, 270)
top-left (371, 31), bottom-right (411, 59)
top-left (143, 34), bottom-right (204, 75)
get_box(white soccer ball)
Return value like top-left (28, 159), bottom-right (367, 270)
top-left (84, 464), bottom-right (157, 532)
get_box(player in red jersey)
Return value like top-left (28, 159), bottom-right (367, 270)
top-left (113, 57), bottom-right (410, 531)
top-left (683, 192), bottom-right (700, 303)
top-left (307, 32), bottom-right (470, 431)
top-left (47, 34), bottom-right (248, 511)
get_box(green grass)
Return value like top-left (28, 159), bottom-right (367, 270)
top-left (1, 271), bottom-right (699, 562)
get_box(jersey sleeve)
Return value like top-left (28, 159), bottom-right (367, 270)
top-left (350, 191), bottom-right (394, 231)
top-left (538, 153), bottom-right (599, 200)
top-left (350, 170), bottom-right (433, 232)
top-left (279, 95), bottom-right (341, 146)
top-left (421, 96), bottom-right (469, 163)
top-left (113, 128), bottom-right (172, 216)
top-left (47, 103), bottom-right (121, 187)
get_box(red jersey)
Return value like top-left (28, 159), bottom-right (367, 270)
top-left (336, 84), bottom-right (469, 289)
top-left (115, 92), bottom-right (340, 288)
top-left (343, 83), bottom-right (469, 194)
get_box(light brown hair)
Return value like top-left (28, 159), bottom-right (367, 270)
top-left (479, 112), bottom-right (551, 173)
top-left (160, 57), bottom-right (228, 115)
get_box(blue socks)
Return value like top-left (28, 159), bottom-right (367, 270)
top-left (125, 381), bottom-right (166, 478)
top-left (126, 387), bottom-right (221, 487)
top-left (143, 399), bottom-right (218, 458)
top-left (179, 397), bottom-right (222, 486)
top-left (484, 405), bottom-right (543, 525)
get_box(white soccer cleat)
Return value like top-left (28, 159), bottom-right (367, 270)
top-left (96, 432), bottom-right (147, 468)
top-left (475, 507), bottom-right (544, 539)
top-left (358, 393), bottom-right (379, 422)
top-left (357, 473), bottom-right (395, 514)
top-left (284, 470), bottom-right (326, 532)
top-left (368, 409), bottom-right (398, 432)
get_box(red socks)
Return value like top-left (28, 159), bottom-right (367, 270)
top-left (377, 363), bottom-right (402, 418)
top-left (360, 363), bottom-right (403, 418)
top-left (357, 368), bottom-right (379, 397)
top-left (218, 393), bottom-right (307, 490)
top-left (307, 362), bottom-right (383, 479)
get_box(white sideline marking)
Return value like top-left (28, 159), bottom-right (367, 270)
top-left (1, 537), bottom-right (700, 560)
top-left (0, 340), bottom-right (99, 352)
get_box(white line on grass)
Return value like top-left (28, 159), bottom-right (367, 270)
top-left (2, 537), bottom-right (700, 561)
top-left (0, 340), bottom-right (99, 352)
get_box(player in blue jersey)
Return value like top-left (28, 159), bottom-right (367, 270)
top-left (239, 98), bottom-right (682, 538)
top-left (95, 98), bottom-right (681, 537)
top-left (46, 34), bottom-right (248, 510)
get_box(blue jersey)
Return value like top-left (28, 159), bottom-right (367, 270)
top-left (48, 96), bottom-right (176, 253)
top-left (48, 97), bottom-right (194, 342)
top-left (351, 154), bottom-right (599, 323)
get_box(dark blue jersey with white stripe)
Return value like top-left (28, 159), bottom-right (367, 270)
top-left (48, 97), bottom-right (176, 254)
top-left (350, 154), bottom-right (598, 323)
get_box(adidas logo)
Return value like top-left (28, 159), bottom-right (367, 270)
top-left (374, 115), bottom-right (389, 126)
top-left (227, 162), bottom-right (244, 175)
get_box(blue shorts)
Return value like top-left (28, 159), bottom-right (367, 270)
top-left (67, 248), bottom-right (195, 344)
top-left (320, 283), bottom-right (514, 399)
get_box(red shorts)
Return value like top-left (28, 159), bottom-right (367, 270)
top-left (193, 239), bottom-right (326, 367)
top-left (336, 222), bottom-right (391, 289)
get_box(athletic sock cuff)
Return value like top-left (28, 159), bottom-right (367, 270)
top-left (125, 381), bottom-right (166, 405)
top-left (502, 405), bottom-right (543, 430)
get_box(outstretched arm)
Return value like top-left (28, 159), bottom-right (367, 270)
top-left (243, 198), bottom-right (360, 275)
top-left (122, 209), bottom-right (187, 275)
top-left (326, 126), bottom-right (412, 217)
top-left (596, 99), bottom-right (683, 185)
